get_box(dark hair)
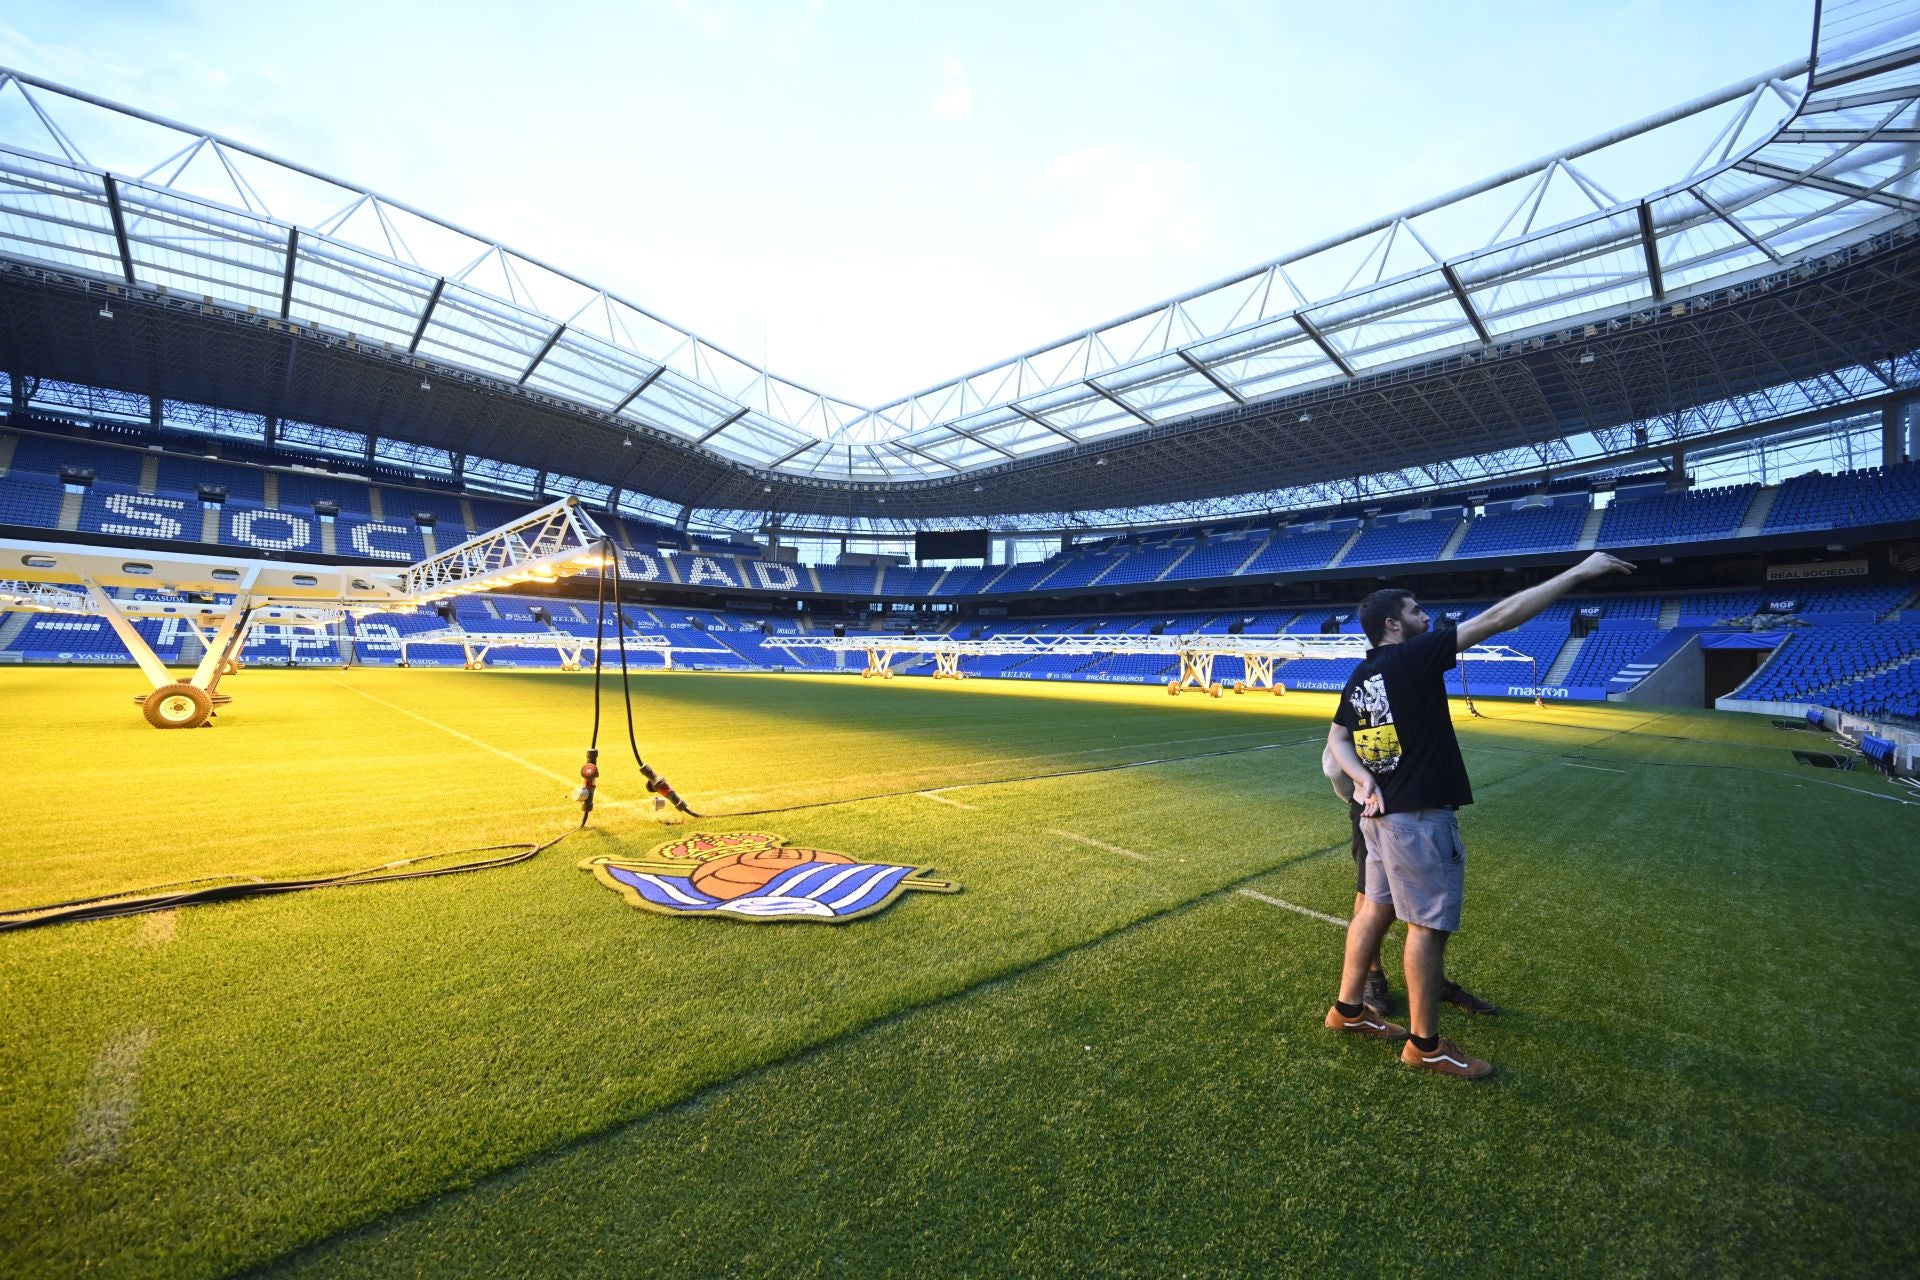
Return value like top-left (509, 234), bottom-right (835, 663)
top-left (1358, 588), bottom-right (1416, 646)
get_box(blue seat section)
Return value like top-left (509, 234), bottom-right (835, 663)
top-left (381, 486), bottom-right (467, 526)
top-left (1592, 593), bottom-right (1664, 626)
top-left (468, 497), bottom-right (537, 528)
top-left (0, 471), bottom-right (67, 528)
top-left (1764, 462), bottom-right (1920, 532)
top-left (1739, 623), bottom-right (1920, 707)
top-left (877, 566), bottom-right (945, 595)
top-left (1163, 535), bottom-right (1264, 581)
top-left (813, 565), bottom-right (877, 594)
top-left (1860, 734), bottom-right (1900, 769)
top-left (1341, 517), bottom-right (1459, 567)
top-left (1599, 485), bottom-right (1757, 546)
top-left (1452, 504), bottom-right (1587, 559)
top-left (7, 433), bottom-right (146, 484)
top-left (1673, 591), bottom-right (1767, 625)
top-left (1042, 554), bottom-right (1123, 590)
top-left (275, 470), bottom-right (372, 514)
top-left (79, 482), bottom-right (200, 541)
top-left (219, 498), bottom-right (322, 554)
top-left (157, 454), bottom-right (267, 500)
top-left (240, 623), bottom-right (343, 665)
top-left (1100, 544), bottom-right (1191, 585)
top-left (1562, 628), bottom-right (1670, 688)
top-left (1240, 528), bottom-right (1351, 574)
top-left (930, 565), bottom-right (1004, 596)
top-left (988, 558), bottom-right (1069, 593)
top-left (7, 613), bottom-right (193, 663)
top-left (1458, 626), bottom-right (1565, 690)
top-left (1787, 582), bottom-right (1911, 618)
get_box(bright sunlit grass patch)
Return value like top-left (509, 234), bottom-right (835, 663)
top-left (2, 667), bottom-right (1914, 1276)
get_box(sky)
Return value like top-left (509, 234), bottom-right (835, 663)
top-left (0, 0), bottom-right (1818, 406)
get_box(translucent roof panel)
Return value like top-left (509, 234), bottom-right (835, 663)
top-left (0, 1), bottom-right (1915, 492)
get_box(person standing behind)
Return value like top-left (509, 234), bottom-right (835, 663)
top-left (1322, 552), bottom-right (1635, 1079)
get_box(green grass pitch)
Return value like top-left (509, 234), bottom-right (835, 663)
top-left (2, 666), bottom-right (1916, 1276)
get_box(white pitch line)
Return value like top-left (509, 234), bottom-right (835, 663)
top-left (61, 1025), bottom-right (154, 1169)
top-left (1560, 760), bottom-right (1629, 774)
top-left (917, 790), bottom-right (977, 810)
top-left (1238, 888), bottom-right (1349, 928)
top-left (1046, 828), bottom-right (1152, 862)
top-left (326, 678), bottom-right (574, 787)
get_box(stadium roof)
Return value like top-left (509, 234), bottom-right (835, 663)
top-left (1, 0), bottom-right (1918, 528)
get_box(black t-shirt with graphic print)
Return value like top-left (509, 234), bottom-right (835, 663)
top-left (1331, 622), bottom-right (1473, 814)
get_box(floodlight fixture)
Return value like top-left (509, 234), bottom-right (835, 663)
top-left (97, 302), bottom-right (114, 320)
top-left (1579, 351), bottom-right (1597, 364)
top-left (419, 377), bottom-right (431, 390)
top-left (1297, 412), bottom-right (1312, 423)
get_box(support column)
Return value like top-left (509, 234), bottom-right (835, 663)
top-left (1667, 447), bottom-right (1688, 489)
top-left (1884, 399), bottom-right (1916, 467)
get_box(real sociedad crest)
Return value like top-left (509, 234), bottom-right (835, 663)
top-left (581, 831), bottom-right (959, 923)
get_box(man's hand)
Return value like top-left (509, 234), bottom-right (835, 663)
top-left (1353, 773), bottom-right (1384, 817)
top-left (1575, 552), bottom-right (1636, 580)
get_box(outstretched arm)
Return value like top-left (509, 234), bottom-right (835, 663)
top-left (1454, 551), bottom-right (1635, 651)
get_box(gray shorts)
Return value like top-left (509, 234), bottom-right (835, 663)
top-left (1359, 808), bottom-right (1465, 933)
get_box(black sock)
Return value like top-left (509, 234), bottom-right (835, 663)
top-left (1411, 1032), bottom-right (1438, 1052)
top-left (1335, 999), bottom-right (1363, 1018)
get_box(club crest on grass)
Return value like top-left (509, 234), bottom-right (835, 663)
top-left (580, 830), bottom-right (959, 923)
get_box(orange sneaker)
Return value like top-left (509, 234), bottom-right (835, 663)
top-left (1400, 1036), bottom-right (1493, 1079)
top-left (1325, 1004), bottom-right (1407, 1040)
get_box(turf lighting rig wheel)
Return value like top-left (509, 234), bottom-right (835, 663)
top-left (1208, 682), bottom-right (1223, 699)
top-left (217, 657), bottom-right (241, 676)
top-left (1234, 681), bottom-right (1246, 694)
top-left (1166, 680), bottom-right (1180, 696)
top-left (143, 682), bottom-right (213, 730)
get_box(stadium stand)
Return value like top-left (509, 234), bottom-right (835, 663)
top-left (1239, 527), bottom-right (1351, 574)
top-left (1452, 503), bottom-right (1588, 558)
top-left (273, 471), bottom-right (374, 514)
top-left (1341, 515), bottom-right (1461, 567)
top-left (1763, 462), bottom-right (1920, 532)
top-left (156, 454), bottom-right (267, 500)
top-left (1737, 623), bottom-right (1920, 713)
top-left (1560, 628), bottom-right (1672, 689)
top-left (1164, 533), bottom-right (1263, 581)
top-left (0, 471), bottom-right (68, 527)
top-left (7, 433), bottom-right (145, 485)
top-left (1599, 484), bottom-right (1758, 545)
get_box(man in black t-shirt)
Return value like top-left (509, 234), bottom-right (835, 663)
top-left (1321, 552), bottom-right (1634, 1079)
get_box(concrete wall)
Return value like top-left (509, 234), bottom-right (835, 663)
top-left (1611, 633), bottom-right (1703, 706)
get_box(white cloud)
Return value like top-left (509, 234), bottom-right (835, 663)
top-left (1028, 144), bottom-right (1208, 261)
top-left (930, 54), bottom-right (971, 120)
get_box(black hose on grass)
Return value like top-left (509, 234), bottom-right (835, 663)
top-left (0, 832), bottom-right (576, 932)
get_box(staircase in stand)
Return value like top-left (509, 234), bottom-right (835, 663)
top-left (1155, 545), bottom-right (1196, 582)
top-left (1735, 485), bottom-right (1780, 536)
top-left (0, 607), bottom-right (35, 652)
top-left (1657, 597), bottom-right (1682, 628)
top-left (1437, 519), bottom-right (1471, 560)
top-left (1542, 634), bottom-right (1586, 685)
top-left (1324, 527), bottom-right (1365, 570)
top-left (1575, 506), bottom-right (1606, 550)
